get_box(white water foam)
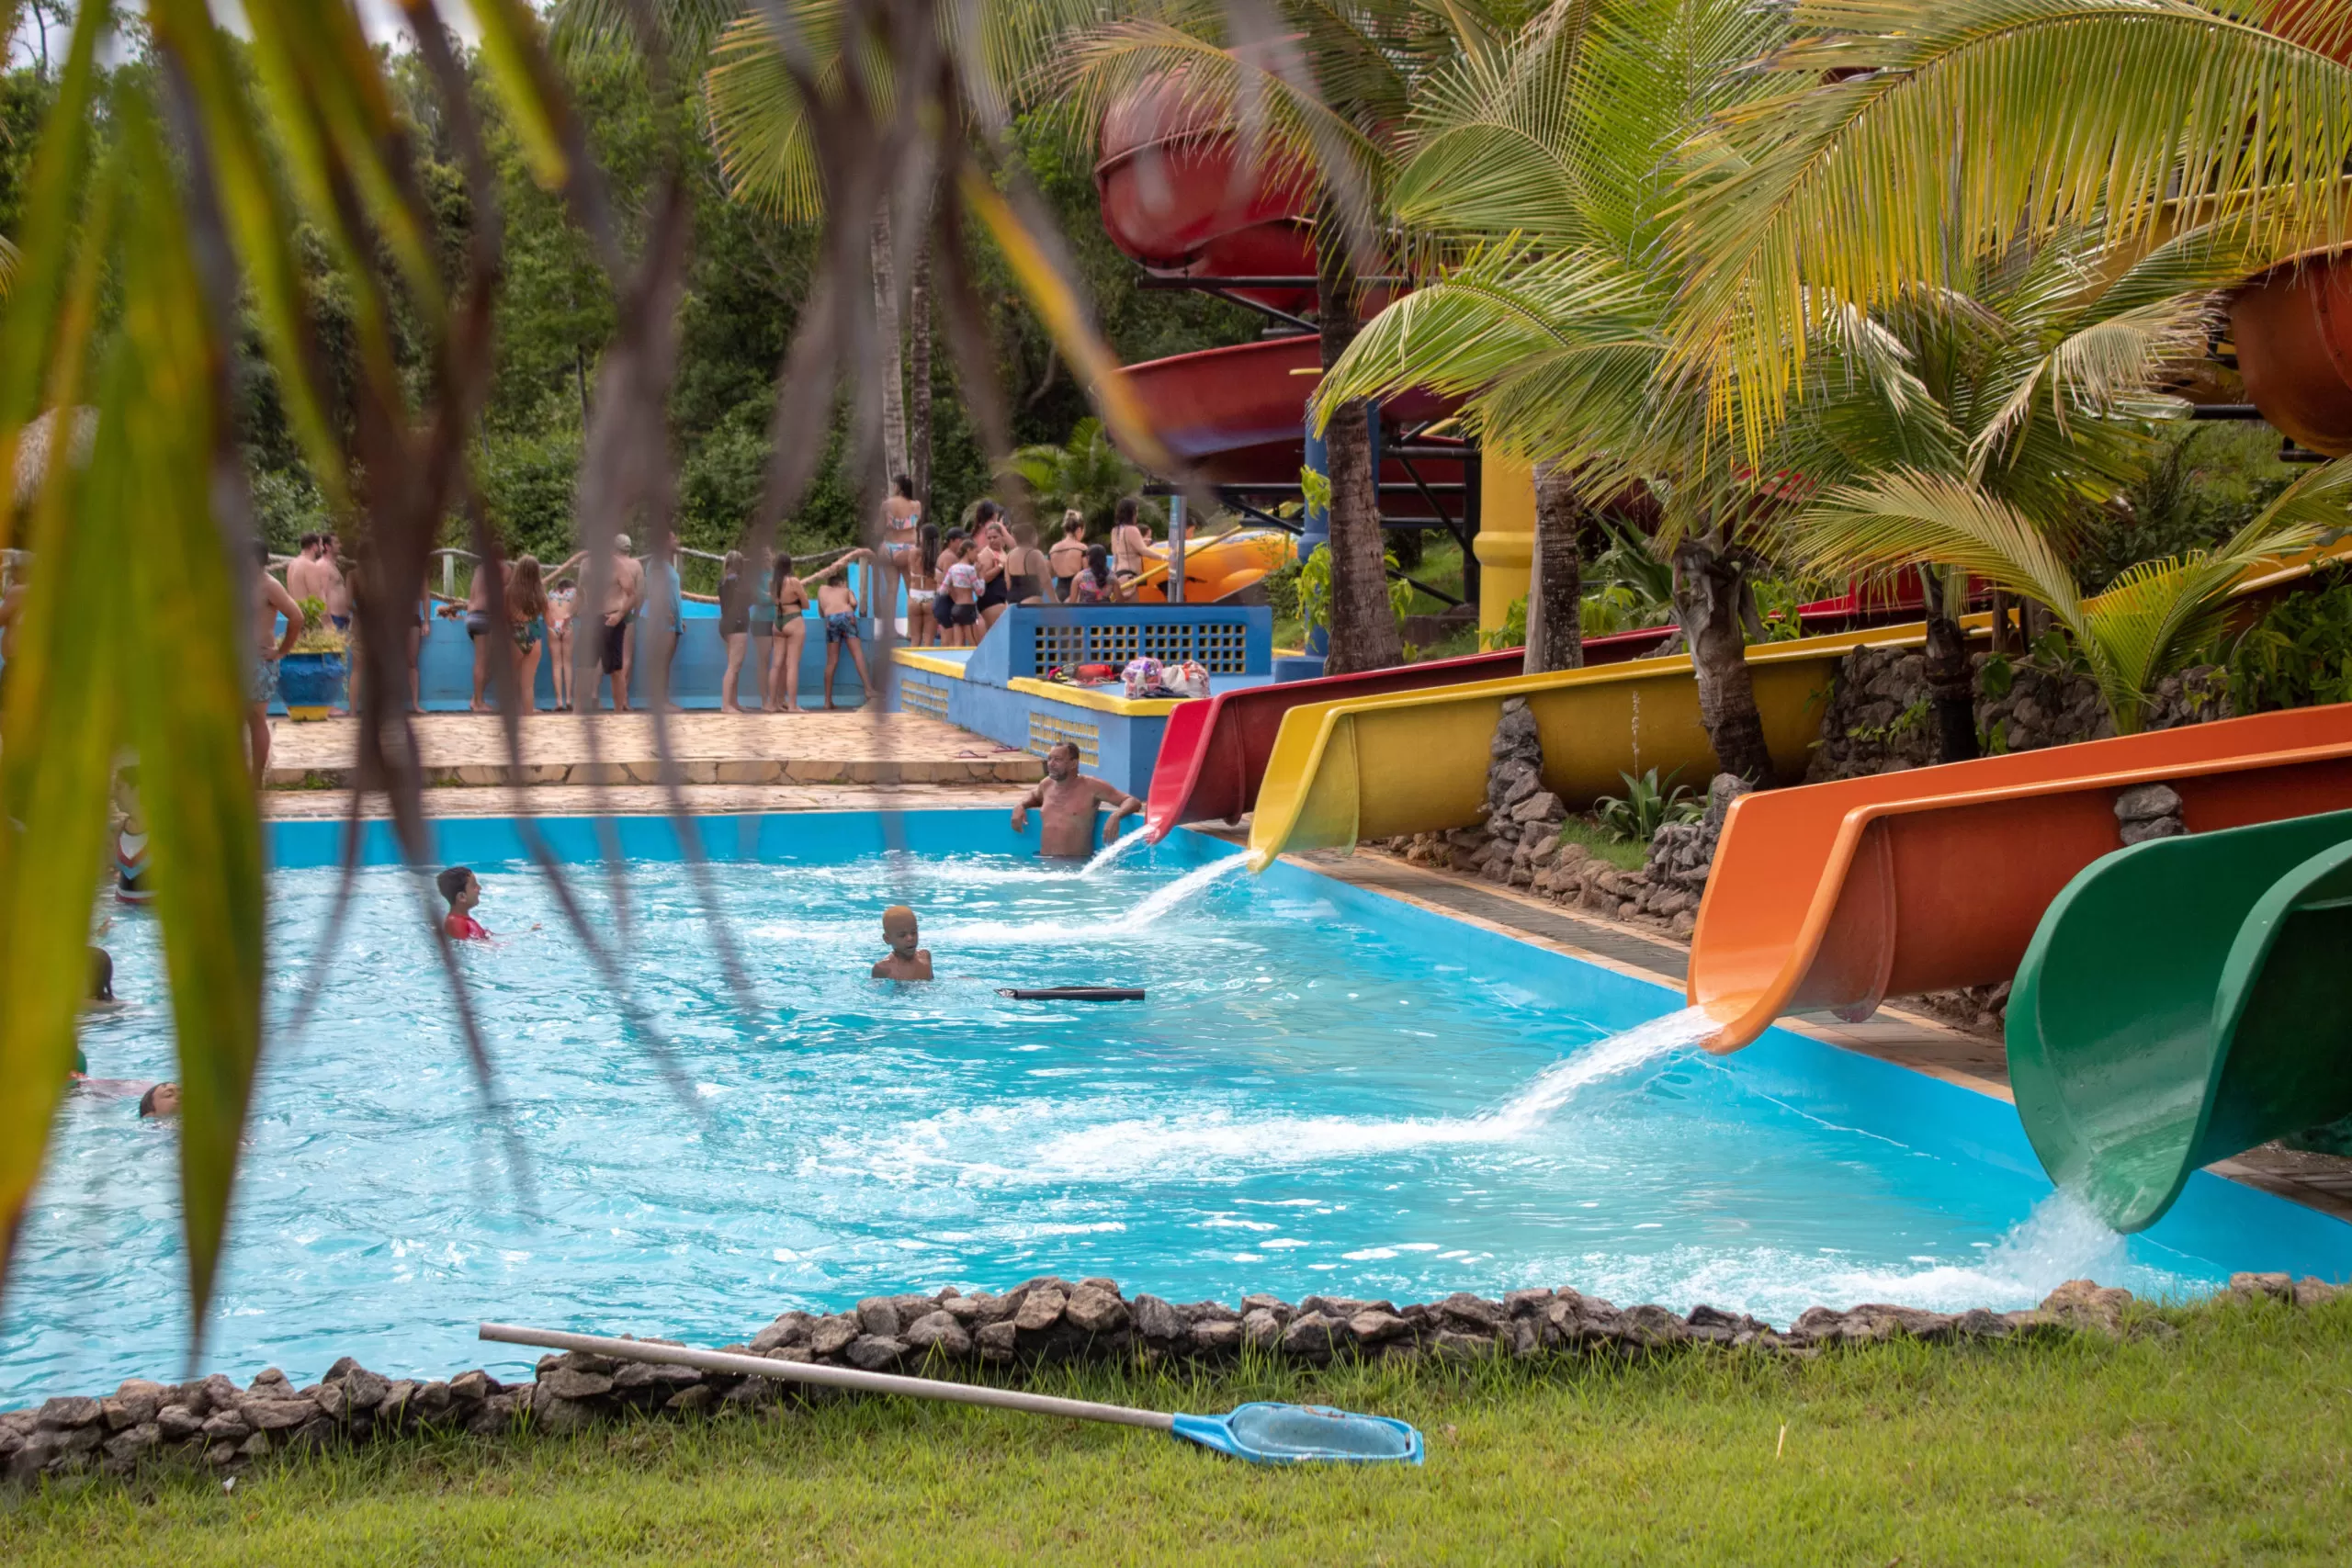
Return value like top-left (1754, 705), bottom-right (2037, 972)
top-left (1079, 831), bottom-right (1150, 878)
top-left (935, 855), bottom-right (1253, 945)
top-left (1025, 1005), bottom-right (1719, 1175)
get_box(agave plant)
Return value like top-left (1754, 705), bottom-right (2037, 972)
top-left (1592, 768), bottom-right (1704, 845)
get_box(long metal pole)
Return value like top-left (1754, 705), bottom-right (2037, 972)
top-left (1168, 492), bottom-right (1188, 605)
top-left (480, 1324), bottom-right (1177, 1430)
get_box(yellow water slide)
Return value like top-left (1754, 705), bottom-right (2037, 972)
top-left (1242, 625), bottom-right (1926, 871)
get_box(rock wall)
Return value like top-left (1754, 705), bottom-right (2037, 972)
top-left (1807, 648), bottom-right (2230, 784)
top-left (11, 1272), bottom-right (2326, 1484)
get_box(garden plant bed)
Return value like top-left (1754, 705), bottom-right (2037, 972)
top-left (7, 1289), bottom-right (2352, 1565)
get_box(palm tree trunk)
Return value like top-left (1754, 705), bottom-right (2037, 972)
top-left (1921, 567), bottom-right (1978, 764)
top-left (1316, 210), bottom-right (1401, 674)
top-left (871, 209), bottom-right (908, 488)
top-left (1524, 460), bottom-right (1583, 673)
top-left (1671, 532), bottom-right (1775, 784)
top-left (908, 231), bottom-right (933, 502)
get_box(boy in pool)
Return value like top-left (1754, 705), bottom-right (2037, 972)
top-left (872, 905), bottom-right (933, 980)
top-left (138, 1083), bottom-right (181, 1118)
top-left (438, 865), bottom-right (491, 941)
top-left (1011, 741), bottom-right (1140, 859)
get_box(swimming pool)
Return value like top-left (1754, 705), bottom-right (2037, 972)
top-left (6, 811), bottom-right (2347, 1404)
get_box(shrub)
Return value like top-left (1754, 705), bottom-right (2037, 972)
top-left (2228, 570), bottom-right (2352, 714)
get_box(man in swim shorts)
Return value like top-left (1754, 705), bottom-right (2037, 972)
top-left (1012, 740), bottom-right (1141, 858)
top-left (596, 534), bottom-right (647, 711)
top-left (871, 905), bottom-right (934, 980)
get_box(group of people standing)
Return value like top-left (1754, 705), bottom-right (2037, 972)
top-left (891, 487), bottom-right (1156, 649)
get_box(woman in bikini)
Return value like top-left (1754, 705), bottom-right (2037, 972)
top-left (904, 522), bottom-right (941, 648)
top-left (766, 552), bottom-right (810, 711)
top-left (975, 516), bottom-right (1017, 633)
top-left (1048, 510), bottom-right (1088, 603)
top-left (546, 572), bottom-right (578, 710)
top-left (508, 554), bottom-right (550, 712)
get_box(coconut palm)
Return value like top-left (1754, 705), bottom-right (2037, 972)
top-left (1317, 0), bottom-right (1796, 779)
top-left (1051, 0), bottom-right (1535, 674)
top-left (1670, 0), bottom-right (2352, 457)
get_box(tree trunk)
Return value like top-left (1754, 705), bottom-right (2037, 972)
top-left (1671, 533), bottom-right (1775, 784)
top-left (1316, 212), bottom-right (1401, 674)
top-left (871, 209), bottom-right (908, 491)
top-left (1921, 568), bottom-right (1979, 765)
top-left (1524, 460), bottom-right (1584, 673)
top-left (908, 231), bottom-right (933, 503)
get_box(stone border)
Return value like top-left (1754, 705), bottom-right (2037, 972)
top-left (265, 757), bottom-right (1044, 790)
top-left (6, 1271), bottom-right (2338, 1484)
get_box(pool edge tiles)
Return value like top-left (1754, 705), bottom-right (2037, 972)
top-left (257, 807), bottom-right (2352, 1288)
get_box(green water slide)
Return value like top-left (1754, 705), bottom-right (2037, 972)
top-left (2008, 807), bottom-right (2352, 1234)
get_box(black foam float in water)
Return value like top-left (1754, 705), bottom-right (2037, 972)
top-left (997, 987), bottom-right (1147, 1001)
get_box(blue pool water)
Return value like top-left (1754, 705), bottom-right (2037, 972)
top-left (6, 813), bottom-right (2347, 1404)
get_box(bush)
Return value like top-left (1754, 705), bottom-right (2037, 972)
top-left (2228, 570), bottom-right (2352, 714)
top-left (478, 428), bottom-right (582, 562)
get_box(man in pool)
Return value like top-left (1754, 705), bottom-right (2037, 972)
top-left (437, 864), bottom-right (491, 941)
top-left (871, 904), bottom-right (934, 980)
top-left (1011, 741), bottom-right (1140, 859)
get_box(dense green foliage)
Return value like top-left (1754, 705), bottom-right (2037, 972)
top-left (0, 44), bottom-right (1253, 568)
top-left (2229, 568), bottom-right (2352, 715)
top-left (10, 1299), bottom-right (2352, 1564)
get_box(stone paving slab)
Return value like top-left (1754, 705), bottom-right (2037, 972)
top-left (263, 784), bottom-right (1033, 819)
top-left (262, 713), bottom-right (1042, 790)
top-left (1283, 845), bottom-right (2352, 1225)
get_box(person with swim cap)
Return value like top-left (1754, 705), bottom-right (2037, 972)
top-left (1012, 741), bottom-right (1140, 859)
top-left (872, 905), bottom-right (933, 980)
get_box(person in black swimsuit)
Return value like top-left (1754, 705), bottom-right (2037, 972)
top-left (1008, 521), bottom-right (1050, 604)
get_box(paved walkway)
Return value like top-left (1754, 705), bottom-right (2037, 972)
top-left (263, 783), bottom-right (1034, 819)
top-left (263, 713), bottom-right (1041, 790)
top-left (1285, 845), bottom-right (2352, 1224)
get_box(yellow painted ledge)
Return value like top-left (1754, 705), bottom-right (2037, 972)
top-left (1007, 677), bottom-right (1183, 716)
top-left (892, 649), bottom-right (969, 678)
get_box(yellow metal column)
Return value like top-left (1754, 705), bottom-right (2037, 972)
top-left (1475, 455), bottom-right (1534, 633)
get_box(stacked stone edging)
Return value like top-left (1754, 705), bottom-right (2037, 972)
top-left (6, 1272), bottom-right (2340, 1484)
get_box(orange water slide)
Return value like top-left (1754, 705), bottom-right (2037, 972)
top-left (1686, 705), bottom-right (2352, 1052)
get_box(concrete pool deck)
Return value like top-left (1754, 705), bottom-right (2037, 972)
top-left (259, 712), bottom-right (1043, 791)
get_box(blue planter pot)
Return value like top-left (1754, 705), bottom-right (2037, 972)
top-left (278, 651), bottom-right (347, 719)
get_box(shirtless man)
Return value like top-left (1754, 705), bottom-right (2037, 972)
top-left (596, 533), bottom-right (647, 712)
top-left (1011, 740), bottom-right (1140, 859)
top-left (284, 532), bottom-right (326, 603)
top-left (250, 541), bottom-right (304, 783)
top-left (286, 532), bottom-right (351, 630)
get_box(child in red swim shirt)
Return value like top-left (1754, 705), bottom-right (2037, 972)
top-left (437, 864), bottom-right (490, 941)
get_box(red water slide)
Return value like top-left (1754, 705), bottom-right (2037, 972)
top-left (1141, 625), bottom-right (1680, 840)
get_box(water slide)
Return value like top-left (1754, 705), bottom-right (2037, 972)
top-left (1145, 625), bottom-right (1679, 840)
top-left (2007, 807), bottom-right (2352, 1233)
top-left (1239, 624), bottom-right (1916, 870)
top-left (1684, 705), bottom-right (2352, 1054)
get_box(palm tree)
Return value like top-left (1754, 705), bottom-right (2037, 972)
top-left (1317, 0), bottom-right (1796, 779)
top-left (1668, 0), bottom-right (2352, 458)
top-left (1756, 225), bottom-right (2256, 760)
top-left (1052, 0), bottom-right (1529, 674)
top-left (1002, 417), bottom-right (1148, 531)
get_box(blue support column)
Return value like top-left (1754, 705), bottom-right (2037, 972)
top-left (1279, 395), bottom-right (1332, 681)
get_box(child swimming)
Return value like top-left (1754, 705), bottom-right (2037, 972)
top-left (871, 905), bottom-right (933, 980)
top-left (437, 865), bottom-right (491, 941)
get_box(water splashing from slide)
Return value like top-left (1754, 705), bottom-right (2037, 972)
top-left (1032, 1006), bottom-right (1718, 1173)
top-left (1080, 830), bottom-right (1149, 878)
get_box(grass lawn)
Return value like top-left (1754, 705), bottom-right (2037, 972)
top-left (8, 1296), bottom-right (2351, 1565)
top-left (1554, 816), bottom-right (1649, 872)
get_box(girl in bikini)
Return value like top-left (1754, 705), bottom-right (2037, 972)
top-left (547, 573), bottom-right (578, 710)
top-left (766, 552), bottom-right (810, 711)
top-left (508, 554), bottom-right (549, 711)
top-left (905, 522), bottom-right (941, 648)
